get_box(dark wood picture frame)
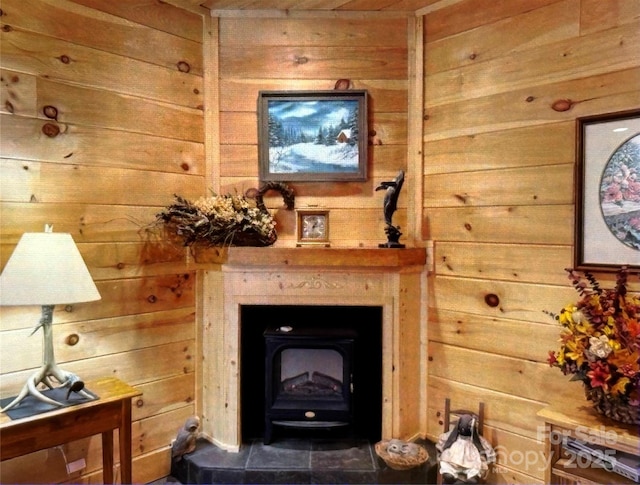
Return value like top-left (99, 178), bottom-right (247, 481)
top-left (575, 109), bottom-right (640, 271)
top-left (258, 90), bottom-right (368, 182)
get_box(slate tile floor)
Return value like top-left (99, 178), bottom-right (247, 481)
top-left (165, 438), bottom-right (438, 484)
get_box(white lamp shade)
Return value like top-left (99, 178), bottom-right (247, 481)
top-left (0, 232), bottom-right (101, 306)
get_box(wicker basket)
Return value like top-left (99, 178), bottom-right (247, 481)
top-left (585, 384), bottom-right (640, 426)
top-left (374, 440), bottom-right (429, 471)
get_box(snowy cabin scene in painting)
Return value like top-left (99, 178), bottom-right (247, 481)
top-left (267, 99), bottom-right (361, 174)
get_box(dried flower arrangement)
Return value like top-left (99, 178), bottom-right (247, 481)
top-left (157, 183), bottom-right (294, 247)
top-left (547, 267), bottom-right (640, 424)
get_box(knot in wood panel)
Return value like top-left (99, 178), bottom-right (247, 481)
top-left (551, 99), bottom-right (573, 112)
top-left (66, 334), bottom-right (80, 346)
top-left (484, 293), bottom-right (500, 307)
top-left (43, 105), bottom-right (58, 119)
top-left (42, 123), bottom-right (60, 137)
top-left (177, 61), bottom-right (191, 73)
top-left (334, 79), bottom-right (351, 90)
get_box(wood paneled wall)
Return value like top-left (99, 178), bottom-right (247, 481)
top-left (423, 0), bottom-right (640, 483)
top-left (2, 0), bottom-right (638, 483)
top-left (214, 11), bottom-right (412, 247)
top-left (0, 0), bottom-right (205, 482)
top-left (0, 4), bottom-right (417, 483)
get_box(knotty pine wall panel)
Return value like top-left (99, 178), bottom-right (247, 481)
top-left (1, 159), bottom-right (202, 206)
top-left (427, 23), bottom-right (639, 108)
top-left (428, 342), bottom-right (570, 415)
top-left (0, 203), bottom-right (165, 244)
top-left (428, 308), bottom-right (561, 363)
top-left (215, 13), bottom-right (410, 248)
top-left (423, 0), bottom-right (566, 43)
top-left (2, 306), bottom-right (195, 367)
top-left (426, 205), bottom-right (574, 244)
top-left (69, 0), bottom-right (204, 42)
top-left (219, 78), bottom-right (407, 113)
top-left (220, 16), bottom-right (408, 48)
top-left (1, 115), bottom-right (205, 175)
top-left (579, 0), bottom-right (640, 34)
top-left (0, 0), bottom-right (204, 483)
top-left (424, 164), bottom-right (573, 208)
top-left (424, 68), bottom-right (639, 142)
top-left (423, 0), bottom-right (640, 482)
top-left (434, 242), bottom-right (573, 285)
top-left (425, 0), bottom-right (579, 76)
top-left (1, 0), bottom-right (203, 75)
top-left (423, 122), bottom-right (574, 175)
top-left (1, 29), bottom-right (203, 109)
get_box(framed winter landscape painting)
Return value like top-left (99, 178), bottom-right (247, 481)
top-left (258, 90), bottom-right (368, 182)
top-left (575, 109), bottom-right (640, 271)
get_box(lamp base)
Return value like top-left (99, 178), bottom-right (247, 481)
top-left (1, 386), bottom-right (97, 420)
top-left (0, 305), bottom-right (92, 413)
top-left (1, 365), bottom-right (92, 413)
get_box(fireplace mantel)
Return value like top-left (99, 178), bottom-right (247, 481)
top-left (191, 246), bottom-right (426, 269)
top-left (197, 246), bottom-right (427, 451)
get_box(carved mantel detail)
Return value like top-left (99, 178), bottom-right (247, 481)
top-left (282, 275), bottom-right (345, 290)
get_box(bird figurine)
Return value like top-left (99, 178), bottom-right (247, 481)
top-left (171, 415), bottom-right (200, 461)
top-left (375, 170), bottom-right (405, 248)
top-left (386, 438), bottom-right (420, 457)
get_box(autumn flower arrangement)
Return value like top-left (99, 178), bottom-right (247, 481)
top-left (547, 267), bottom-right (640, 424)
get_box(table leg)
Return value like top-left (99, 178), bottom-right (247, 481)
top-left (119, 399), bottom-right (134, 484)
top-left (102, 431), bottom-right (114, 484)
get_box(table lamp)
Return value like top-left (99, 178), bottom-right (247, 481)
top-left (0, 225), bottom-right (101, 412)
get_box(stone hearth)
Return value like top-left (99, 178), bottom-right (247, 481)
top-left (170, 437), bottom-right (438, 484)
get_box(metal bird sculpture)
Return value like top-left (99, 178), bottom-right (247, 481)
top-left (375, 170), bottom-right (405, 248)
top-left (172, 416), bottom-right (200, 462)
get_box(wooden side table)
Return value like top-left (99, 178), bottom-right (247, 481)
top-left (0, 377), bottom-right (141, 484)
top-left (538, 402), bottom-right (639, 484)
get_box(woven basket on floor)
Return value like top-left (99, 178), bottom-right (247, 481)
top-left (374, 440), bottom-right (429, 470)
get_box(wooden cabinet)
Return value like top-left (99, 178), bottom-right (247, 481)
top-left (538, 403), bottom-right (639, 485)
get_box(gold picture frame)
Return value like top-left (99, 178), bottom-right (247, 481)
top-left (296, 209), bottom-right (330, 247)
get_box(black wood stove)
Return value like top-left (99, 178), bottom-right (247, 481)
top-left (263, 325), bottom-right (356, 444)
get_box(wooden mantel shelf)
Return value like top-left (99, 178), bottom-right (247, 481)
top-left (189, 246), bottom-right (426, 269)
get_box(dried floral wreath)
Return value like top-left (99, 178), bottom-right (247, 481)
top-left (157, 182), bottom-right (294, 247)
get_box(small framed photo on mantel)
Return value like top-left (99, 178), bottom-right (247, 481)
top-left (296, 209), bottom-right (330, 247)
